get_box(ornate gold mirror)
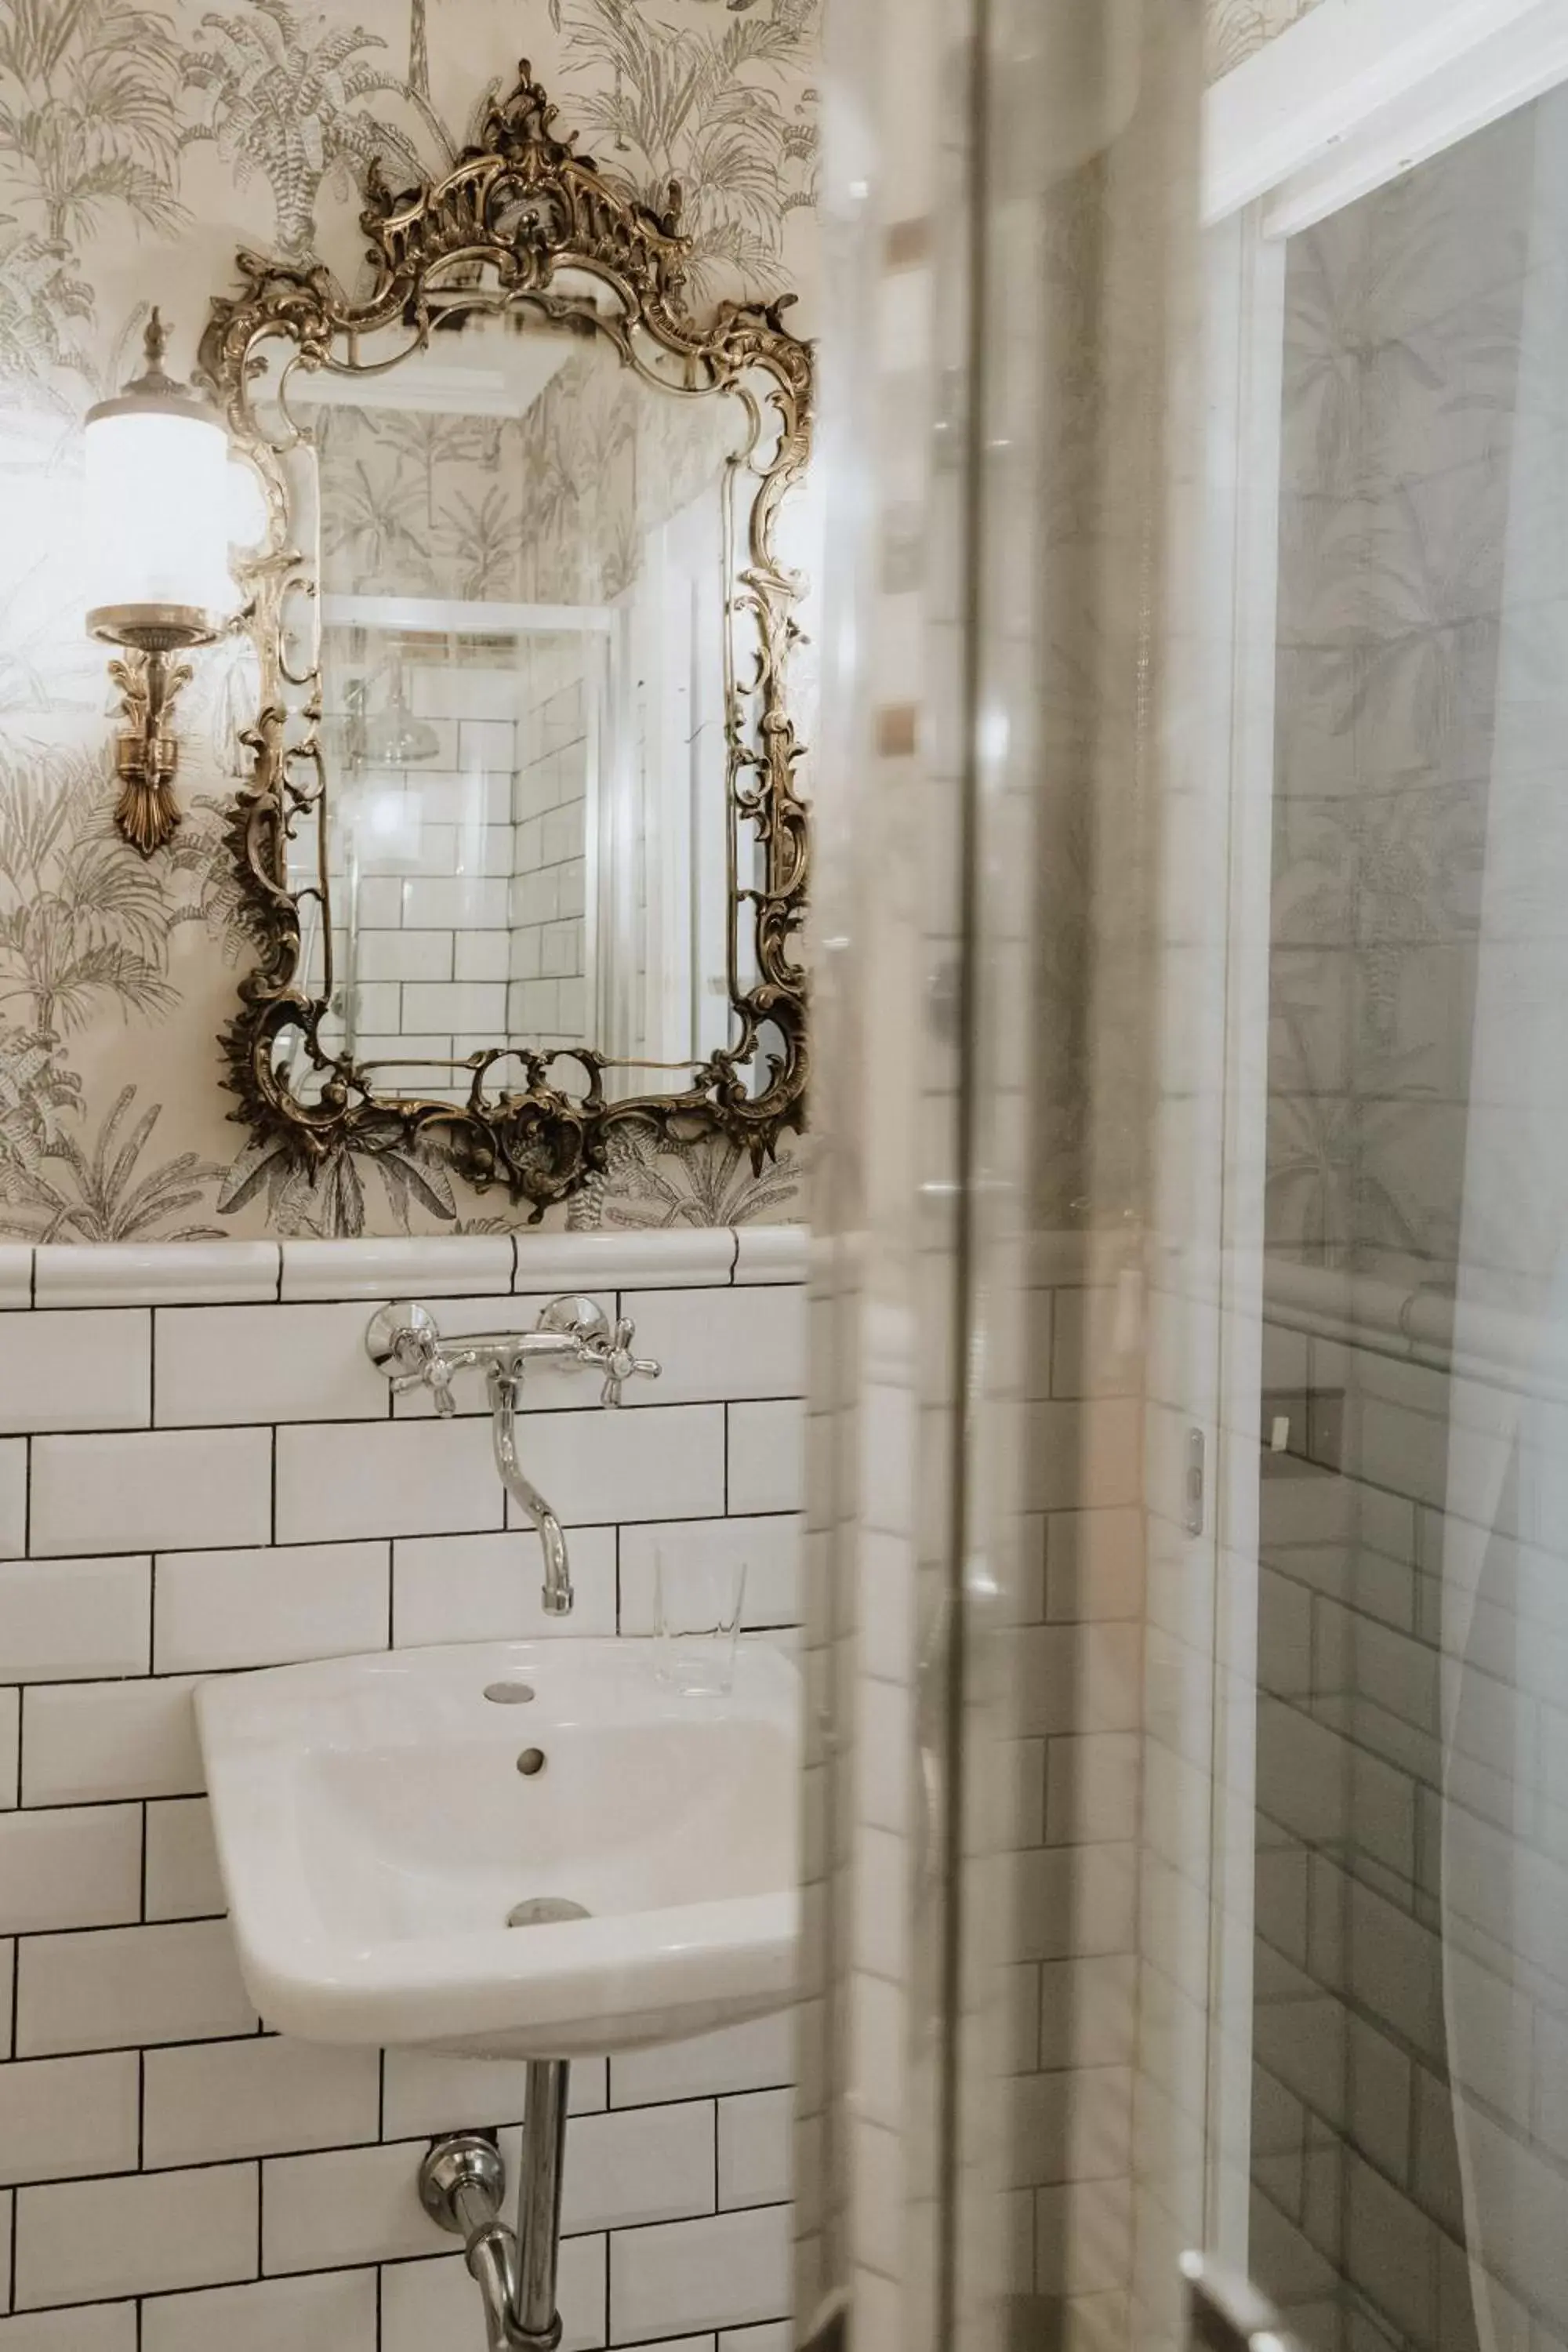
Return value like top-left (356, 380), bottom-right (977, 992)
top-left (203, 65), bottom-right (811, 1219)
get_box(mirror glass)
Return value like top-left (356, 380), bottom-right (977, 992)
top-left (270, 303), bottom-right (768, 1109)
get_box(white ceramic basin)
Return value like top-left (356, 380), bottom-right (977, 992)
top-left (196, 1639), bottom-right (800, 2059)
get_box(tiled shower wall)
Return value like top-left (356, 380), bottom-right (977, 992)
top-left (0, 1225), bottom-right (804, 2352)
top-left (510, 643), bottom-right (593, 1047)
top-left (320, 652), bottom-right (520, 1098)
top-left (321, 644), bottom-right (596, 1084)
top-left (1253, 1294), bottom-right (1568, 2352)
top-left (994, 1242), bottom-right (1146, 2342)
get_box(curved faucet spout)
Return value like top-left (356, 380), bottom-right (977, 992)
top-left (488, 1365), bottom-right (572, 1617)
top-left (366, 1299), bottom-right (659, 1624)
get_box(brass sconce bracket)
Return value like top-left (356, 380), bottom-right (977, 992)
top-left (105, 644), bottom-right (199, 858)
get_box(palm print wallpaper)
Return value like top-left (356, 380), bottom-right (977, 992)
top-left (319, 343), bottom-right (744, 606)
top-left (1204, 0), bottom-right (1326, 82)
top-left (1266, 107), bottom-right (1534, 1291)
top-left (0, 0), bottom-right (1294, 1243)
top-left (0, 0), bottom-right (818, 1239)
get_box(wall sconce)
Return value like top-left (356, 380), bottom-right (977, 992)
top-left (84, 310), bottom-right (241, 857)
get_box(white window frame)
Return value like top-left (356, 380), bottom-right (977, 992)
top-left (1196, 0), bottom-right (1568, 2266)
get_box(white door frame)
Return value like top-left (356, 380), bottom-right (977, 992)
top-left (1203, 0), bottom-right (1568, 230)
top-left (1200, 201), bottom-right (1287, 2267)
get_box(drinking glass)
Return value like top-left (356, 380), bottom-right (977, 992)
top-left (654, 1549), bottom-right (748, 1696)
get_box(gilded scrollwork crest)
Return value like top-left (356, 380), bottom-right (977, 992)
top-left (201, 62), bottom-right (811, 1219)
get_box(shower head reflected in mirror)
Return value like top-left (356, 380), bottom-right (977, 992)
top-left (350, 661), bottom-right (441, 768)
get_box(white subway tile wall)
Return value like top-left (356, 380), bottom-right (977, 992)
top-left (0, 1229), bottom-right (804, 2349)
top-left (991, 1271), bottom-right (1155, 2339)
top-left (509, 648), bottom-right (592, 1047)
top-left (315, 651), bottom-right (594, 1094)
top-left (1244, 1305), bottom-right (1568, 2352)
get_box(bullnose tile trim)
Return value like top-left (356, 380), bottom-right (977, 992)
top-left (514, 1230), bottom-right (738, 1293)
top-left (0, 1246), bottom-right (32, 1308)
top-left (279, 1236), bottom-right (517, 1302)
top-left (6, 1229), bottom-right (810, 1316)
top-left (32, 1243), bottom-right (281, 1310)
top-left (731, 1228), bottom-right (808, 1286)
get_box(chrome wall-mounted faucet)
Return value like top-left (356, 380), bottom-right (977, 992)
top-left (365, 1295), bottom-right (660, 1617)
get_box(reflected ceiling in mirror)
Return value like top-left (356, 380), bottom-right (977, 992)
top-left (203, 66), bottom-right (811, 1217)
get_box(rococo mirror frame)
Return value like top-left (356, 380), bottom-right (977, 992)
top-left (198, 63), bottom-right (811, 1219)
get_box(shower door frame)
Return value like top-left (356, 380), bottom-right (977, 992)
top-left (1197, 0), bottom-right (1568, 2270)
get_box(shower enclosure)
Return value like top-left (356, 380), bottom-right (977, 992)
top-left (1203, 16), bottom-right (1568, 2349)
top-left (802, 5), bottom-right (1568, 2351)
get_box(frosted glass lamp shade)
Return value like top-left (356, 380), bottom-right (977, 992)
top-left (84, 314), bottom-right (238, 652)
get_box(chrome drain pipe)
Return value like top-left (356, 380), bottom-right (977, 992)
top-left (516, 2060), bottom-right (570, 2340)
top-left (418, 2060), bottom-right (572, 2352)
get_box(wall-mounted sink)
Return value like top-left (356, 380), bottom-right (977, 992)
top-left (197, 1638), bottom-right (800, 2059)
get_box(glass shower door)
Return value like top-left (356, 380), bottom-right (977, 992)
top-left (1215, 75), bottom-right (1568, 2352)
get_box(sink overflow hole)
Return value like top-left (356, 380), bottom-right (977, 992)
top-left (506, 1897), bottom-right (590, 1928)
top-left (516, 1748), bottom-right (546, 1777)
top-left (484, 1682), bottom-right (535, 1704)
